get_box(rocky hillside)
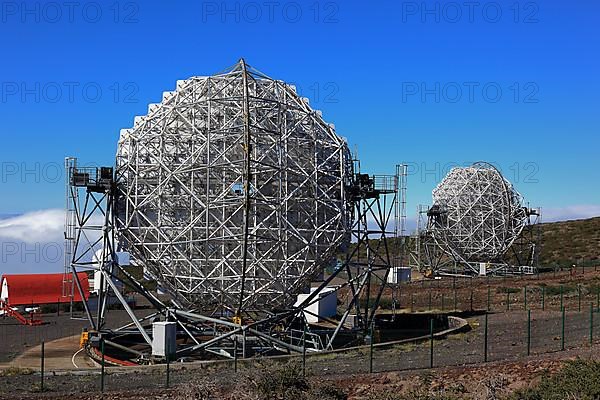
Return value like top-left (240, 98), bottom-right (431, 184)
top-left (540, 216), bottom-right (600, 267)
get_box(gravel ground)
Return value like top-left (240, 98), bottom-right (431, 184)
top-left (0, 314), bottom-right (88, 364)
top-left (2, 339), bottom-right (599, 400)
top-left (0, 309), bottom-right (150, 364)
top-left (2, 270), bottom-right (600, 398)
top-left (2, 308), bottom-right (599, 398)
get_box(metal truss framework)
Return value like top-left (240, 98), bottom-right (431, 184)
top-left (115, 60), bottom-right (351, 314)
top-left (411, 162), bottom-right (541, 276)
top-left (64, 60), bottom-right (405, 362)
top-left (64, 161), bottom-right (402, 361)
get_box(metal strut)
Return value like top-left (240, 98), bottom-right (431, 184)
top-left (237, 58), bottom-right (253, 322)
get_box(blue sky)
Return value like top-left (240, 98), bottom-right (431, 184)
top-left (0, 0), bottom-right (598, 273)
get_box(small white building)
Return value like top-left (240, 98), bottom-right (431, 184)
top-left (479, 262), bottom-right (488, 276)
top-left (387, 267), bottom-right (411, 284)
top-left (295, 287), bottom-right (337, 323)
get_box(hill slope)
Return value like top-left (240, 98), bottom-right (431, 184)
top-left (341, 217), bottom-right (600, 269)
top-left (540, 216), bottom-right (600, 267)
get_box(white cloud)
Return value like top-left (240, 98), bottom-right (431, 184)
top-left (0, 209), bottom-right (106, 275)
top-left (540, 205), bottom-right (600, 223)
top-left (0, 210), bottom-right (65, 275)
top-left (0, 204), bottom-right (595, 276)
top-left (0, 209), bottom-right (65, 243)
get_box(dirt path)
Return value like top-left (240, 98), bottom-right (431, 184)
top-left (0, 310), bottom-right (150, 364)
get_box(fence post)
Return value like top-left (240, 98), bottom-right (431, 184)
top-left (470, 290), bottom-right (474, 311)
top-left (242, 330), bottom-right (247, 359)
top-left (234, 336), bottom-right (238, 373)
top-left (542, 286), bottom-right (545, 311)
top-left (560, 285), bottom-right (564, 311)
top-left (524, 286), bottom-right (528, 310)
top-left (40, 341), bottom-right (45, 392)
top-left (101, 338), bottom-right (105, 393)
top-left (369, 322), bottom-right (374, 374)
top-left (428, 291), bottom-right (432, 311)
top-left (166, 354), bottom-right (171, 388)
top-left (561, 307), bottom-right (565, 351)
top-left (411, 293), bottom-right (415, 312)
top-left (484, 313), bottom-right (488, 362)
top-left (454, 289), bottom-right (457, 312)
top-left (527, 310), bottom-right (531, 356)
top-left (590, 302), bottom-right (594, 346)
top-left (398, 284), bottom-right (402, 309)
top-left (302, 323), bottom-right (307, 377)
top-left (429, 318), bottom-right (434, 368)
top-left (487, 286), bottom-right (491, 312)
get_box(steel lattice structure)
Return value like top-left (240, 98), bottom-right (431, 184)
top-left (64, 60), bottom-right (406, 363)
top-left (115, 60), bottom-right (352, 313)
top-left (430, 162), bottom-right (527, 262)
top-left (63, 162), bottom-right (402, 359)
top-left (414, 162), bottom-right (539, 276)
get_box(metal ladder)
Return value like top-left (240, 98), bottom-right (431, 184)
top-left (63, 157), bottom-right (78, 311)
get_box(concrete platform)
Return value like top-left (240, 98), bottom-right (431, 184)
top-left (2, 335), bottom-right (97, 370)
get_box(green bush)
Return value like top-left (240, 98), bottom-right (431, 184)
top-left (254, 361), bottom-right (309, 399)
top-left (0, 367), bottom-right (34, 377)
top-left (370, 389), bottom-right (460, 400)
top-left (250, 361), bottom-right (346, 400)
top-left (309, 383), bottom-right (347, 400)
top-left (496, 287), bottom-right (521, 294)
top-left (511, 359), bottom-right (600, 400)
top-left (541, 284), bottom-right (577, 296)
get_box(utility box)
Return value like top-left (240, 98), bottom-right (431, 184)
top-left (344, 314), bottom-right (359, 329)
top-left (387, 267), bottom-right (411, 284)
top-left (152, 322), bottom-right (177, 358)
top-left (479, 262), bottom-right (487, 276)
top-left (295, 287), bottom-right (337, 323)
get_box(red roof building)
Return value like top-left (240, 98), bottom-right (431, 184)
top-left (0, 273), bottom-right (90, 306)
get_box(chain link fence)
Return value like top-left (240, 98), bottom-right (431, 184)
top-left (2, 270), bottom-right (600, 396)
